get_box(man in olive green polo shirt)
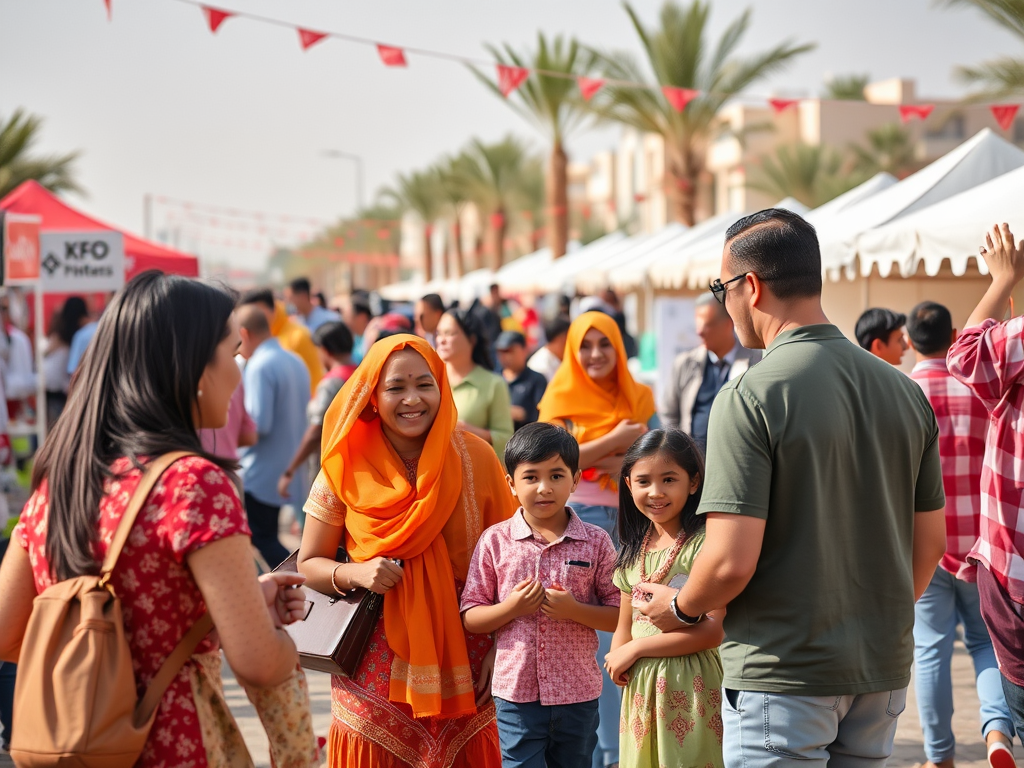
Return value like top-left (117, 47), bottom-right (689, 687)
top-left (638, 208), bottom-right (947, 767)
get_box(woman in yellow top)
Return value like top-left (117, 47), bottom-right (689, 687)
top-left (298, 334), bottom-right (515, 768)
top-left (435, 308), bottom-right (514, 461)
top-left (537, 310), bottom-right (657, 768)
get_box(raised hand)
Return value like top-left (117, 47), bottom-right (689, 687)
top-left (980, 223), bottom-right (1024, 288)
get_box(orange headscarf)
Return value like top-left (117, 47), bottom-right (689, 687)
top-left (537, 311), bottom-right (655, 444)
top-left (319, 334), bottom-right (475, 718)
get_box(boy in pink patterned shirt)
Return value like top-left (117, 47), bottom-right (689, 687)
top-left (462, 422), bottom-right (620, 768)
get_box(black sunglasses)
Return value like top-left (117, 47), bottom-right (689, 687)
top-left (709, 272), bottom-right (749, 305)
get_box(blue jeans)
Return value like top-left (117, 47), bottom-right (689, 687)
top-left (571, 503), bottom-right (619, 768)
top-left (914, 567), bottom-right (1015, 762)
top-left (1001, 677), bottom-right (1024, 738)
top-left (722, 688), bottom-right (907, 767)
top-left (494, 697), bottom-right (599, 768)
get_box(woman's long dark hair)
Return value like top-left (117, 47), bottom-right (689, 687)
top-left (33, 271), bottom-right (238, 580)
top-left (57, 296), bottom-right (89, 346)
top-left (615, 429), bottom-right (706, 571)
top-left (446, 308), bottom-right (494, 370)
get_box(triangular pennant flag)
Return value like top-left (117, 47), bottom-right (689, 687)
top-left (377, 44), bottom-right (407, 67)
top-left (103, 0), bottom-right (111, 20)
top-left (201, 6), bottom-right (233, 33)
top-left (768, 98), bottom-right (799, 113)
top-left (898, 104), bottom-right (934, 123)
top-left (991, 104), bottom-right (1020, 131)
top-left (577, 76), bottom-right (605, 101)
top-left (497, 64), bottom-right (530, 97)
top-left (298, 28), bottom-right (328, 51)
top-left (662, 86), bottom-right (700, 112)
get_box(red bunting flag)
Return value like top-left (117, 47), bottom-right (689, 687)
top-left (769, 98), bottom-right (799, 113)
top-left (497, 65), bottom-right (530, 97)
top-left (298, 29), bottom-right (328, 51)
top-left (899, 104), bottom-right (934, 123)
top-left (377, 44), bottom-right (407, 67)
top-left (103, 0), bottom-right (111, 20)
top-left (662, 86), bottom-right (699, 112)
top-left (991, 104), bottom-right (1020, 131)
top-left (201, 6), bottom-right (233, 33)
top-left (577, 77), bottom-right (605, 101)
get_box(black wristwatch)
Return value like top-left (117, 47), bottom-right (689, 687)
top-left (670, 588), bottom-right (704, 626)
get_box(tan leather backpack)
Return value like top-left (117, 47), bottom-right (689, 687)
top-left (10, 452), bottom-right (215, 768)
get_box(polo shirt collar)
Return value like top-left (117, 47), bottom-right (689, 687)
top-left (912, 358), bottom-right (949, 374)
top-left (764, 324), bottom-right (845, 357)
top-left (457, 365), bottom-right (491, 390)
top-left (509, 507), bottom-right (589, 542)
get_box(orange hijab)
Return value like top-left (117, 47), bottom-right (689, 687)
top-left (319, 334), bottom-right (475, 718)
top-left (537, 311), bottom-right (655, 444)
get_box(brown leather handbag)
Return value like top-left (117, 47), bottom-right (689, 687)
top-left (273, 549), bottom-right (393, 677)
top-left (10, 452), bottom-right (211, 768)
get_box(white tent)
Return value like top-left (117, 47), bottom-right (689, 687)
top-left (652, 198), bottom-right (810, 289)
top-left (494, 242), bottom-right (580, 292)
top-left (457, 268), bottom-right (497, 306)
top-left (524, 231), bottom-right (628, 293)
top-left (575, 226), bottom-right (694, 293)
top-left (819, 129), bottom-right (1024, 276)
top-left (852, 162), bottom-right (1024, 278)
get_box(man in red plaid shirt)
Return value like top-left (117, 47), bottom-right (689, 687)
top-left (907, 301), bottom-right (1015, 768)
top-left (949, 222), bottom-right (1024, 750)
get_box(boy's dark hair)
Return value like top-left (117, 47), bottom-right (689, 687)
top-left (616, 429), bottom-right (705, 571)
top-left (420, 293), bottom-right (445, 313)
top-left (289, 277), bottom-right (312, 296)
top-left (724, 208), bottom-right (822, 300)
top-left (239, 287), bottom-right (275, 311)
top-left (855, 307), bottom-right (907, 351)
top-left (313, 320), bottom-right (354, 357)
top-left (906, 301), bottom-right (953, 356)
top-left (504, 422), bottom-right (580, 477)
top-left (542, 314), bottom-right (572, 343)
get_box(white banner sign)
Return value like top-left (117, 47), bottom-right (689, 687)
top-left (654, 297), bottom-right (699, 401)
top-left (39, 231), bottom-right (125, 293)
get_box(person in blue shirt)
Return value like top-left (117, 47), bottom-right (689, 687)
top-left (236, 304), bottom-right (311, 568)
top-left (284, 277), bottom-right (340, 333)
top-left (66, 320), bottom-right (98, 376)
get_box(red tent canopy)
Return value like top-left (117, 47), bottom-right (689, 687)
top-left (0, 180), bottom-right (199, 279)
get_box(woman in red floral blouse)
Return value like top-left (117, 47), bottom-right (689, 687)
top-left (0, 271), bottom-right (309, 766)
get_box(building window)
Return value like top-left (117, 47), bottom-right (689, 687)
top-left (926, 114), bottom-right (965, 141)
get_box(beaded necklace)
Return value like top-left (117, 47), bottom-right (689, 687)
top-left (631, 523), bottom-right (687, 605)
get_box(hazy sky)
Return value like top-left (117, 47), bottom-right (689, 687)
top-left (1, 0), bottom-right (1017, 268)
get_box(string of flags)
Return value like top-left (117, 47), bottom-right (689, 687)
top-left (106, 0), bottom-right (1022, 127)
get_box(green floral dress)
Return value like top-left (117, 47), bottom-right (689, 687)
top-left (612, 531), bottom-right (724, 768)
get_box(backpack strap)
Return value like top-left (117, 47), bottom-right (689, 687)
top-left (99, 451), bottom-right (195, 584)
top-left (135, 611), bottom-right (215, 726)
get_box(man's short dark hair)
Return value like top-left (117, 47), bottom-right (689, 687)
top-left (239, 288), bottom-right (275, 311)
top-left (289, 277), bottom-right (311, 296)
top-left (855, 308), bottom-right (907, 351)
top-left (351, 300), bottom-right (373, 319)
top-left (420, 293), bottom-right (445, 313)
top-left (906, 301), bottom-right (953, 356)
top-left (542, 315), bottom-right (572, 343)
top-left (724, 208), bottom-right (822, 299)
top-left (313, 320), bottom-right (354, 356)
top-left (504, 422), bottom-right (580, 477)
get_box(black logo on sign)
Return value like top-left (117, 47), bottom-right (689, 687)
top-left (42, 253), bottom-right (61, 276)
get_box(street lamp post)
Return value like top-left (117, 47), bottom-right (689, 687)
top-left (321, 149), bottom-right (364, 213)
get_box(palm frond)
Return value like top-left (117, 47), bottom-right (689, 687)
top-left (941, 0), bottom-right (1024, 40)
top-left (955, 56), bottom-right (1024, 98)
top-left (0, 109), bottom-right (83, 199)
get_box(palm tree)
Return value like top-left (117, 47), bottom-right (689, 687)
top-left (851, 124), bottom-right (919, 178)
top-left (0, 108), bottom-right (83, 199)
top-left (381, 169), bottom-right (445, 281)
top-left (748, 143), bottom-right (864, 208)
top-left (434, 154), bottom-right (476, 278)
top-left (472, 35), bottom-right (593, 259)
top-left (822, 74), bottom-right (870, 100)
top-left (458, 136), bottom-right (539, 271)
top-left (586, 1), bottom-right (814, 225)
top-left (944, 0), bottom-right (1024, 96)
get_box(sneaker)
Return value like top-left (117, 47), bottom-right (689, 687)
top-left (989, 741), bottom-right (1016, 768)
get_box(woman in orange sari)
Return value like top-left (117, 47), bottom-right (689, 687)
top-left (537, 310), bottom-right (657, 768)
top-left (298, 334), bottom-right (514, 768)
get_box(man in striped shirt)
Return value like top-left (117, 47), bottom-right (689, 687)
top-left (907, 301), bottom-right (1015, 768)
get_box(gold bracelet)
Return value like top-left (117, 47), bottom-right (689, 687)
top-left (331, 563), bottom-right (347, 596)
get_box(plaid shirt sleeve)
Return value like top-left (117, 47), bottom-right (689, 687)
top-left (947, 317), bottom-right (1024, 410)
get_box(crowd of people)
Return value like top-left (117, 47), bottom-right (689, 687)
top-left (0, 211), bottom-right (1023, 768)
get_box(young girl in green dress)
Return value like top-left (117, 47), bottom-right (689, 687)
top-left (603, 429), bottom-right (725, 768)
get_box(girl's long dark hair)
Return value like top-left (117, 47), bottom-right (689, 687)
top-left (615, 428), bottom-right (706, 571)
top-left (33, 271), bottom-right (238, 581)
top-left (446, 308), bottom-right (494, 370)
